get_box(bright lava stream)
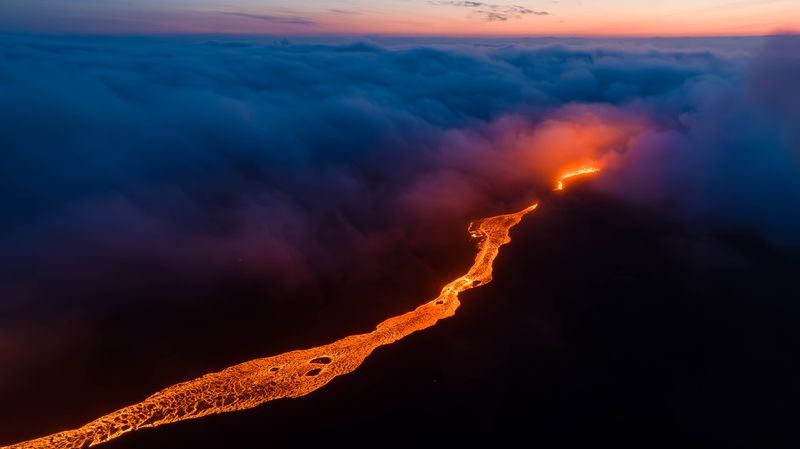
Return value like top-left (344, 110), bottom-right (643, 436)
top-left (5, 168), bottom-right (598, 449)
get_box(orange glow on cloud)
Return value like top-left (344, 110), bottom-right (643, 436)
top-left (507, 107), bottom-right (644, 188)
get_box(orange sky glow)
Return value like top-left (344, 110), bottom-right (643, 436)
top-left (0, 0), bottom-right (798, 36)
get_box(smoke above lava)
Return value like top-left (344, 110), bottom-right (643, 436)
top-left (0, 34), bottom-right (799, 413)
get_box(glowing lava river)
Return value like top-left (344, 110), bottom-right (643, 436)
top-left (5, 167), bottom-right (599, 449)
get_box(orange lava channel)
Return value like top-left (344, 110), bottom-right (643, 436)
top-left (6, 202), bottom-right (544, 449)
top-left (6, 166), bottom-right (603, 449)
top-left (555, 167), bottom-right (600, 191)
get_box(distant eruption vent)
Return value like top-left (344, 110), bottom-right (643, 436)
top-left (555, 166), bottom-right (601, 191)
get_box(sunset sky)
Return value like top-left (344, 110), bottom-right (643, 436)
top-left (1, 0), bottom-right (798, 36)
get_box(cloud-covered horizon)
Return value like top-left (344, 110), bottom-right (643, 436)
top-left (2, 35), bottom-right (798, 303)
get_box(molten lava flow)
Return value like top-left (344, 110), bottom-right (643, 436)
top-left (5, 202), bottom-right (540, 449)
top-left (555, 166), bottom-right (600, 191)
top-left (7, 164), bottom-right (605, 448)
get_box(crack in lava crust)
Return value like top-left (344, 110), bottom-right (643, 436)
top-left (5, 202), bottom-right (540, 449)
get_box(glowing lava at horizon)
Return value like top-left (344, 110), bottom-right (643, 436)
top-left (555, 166), bottom-right (601, 191)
